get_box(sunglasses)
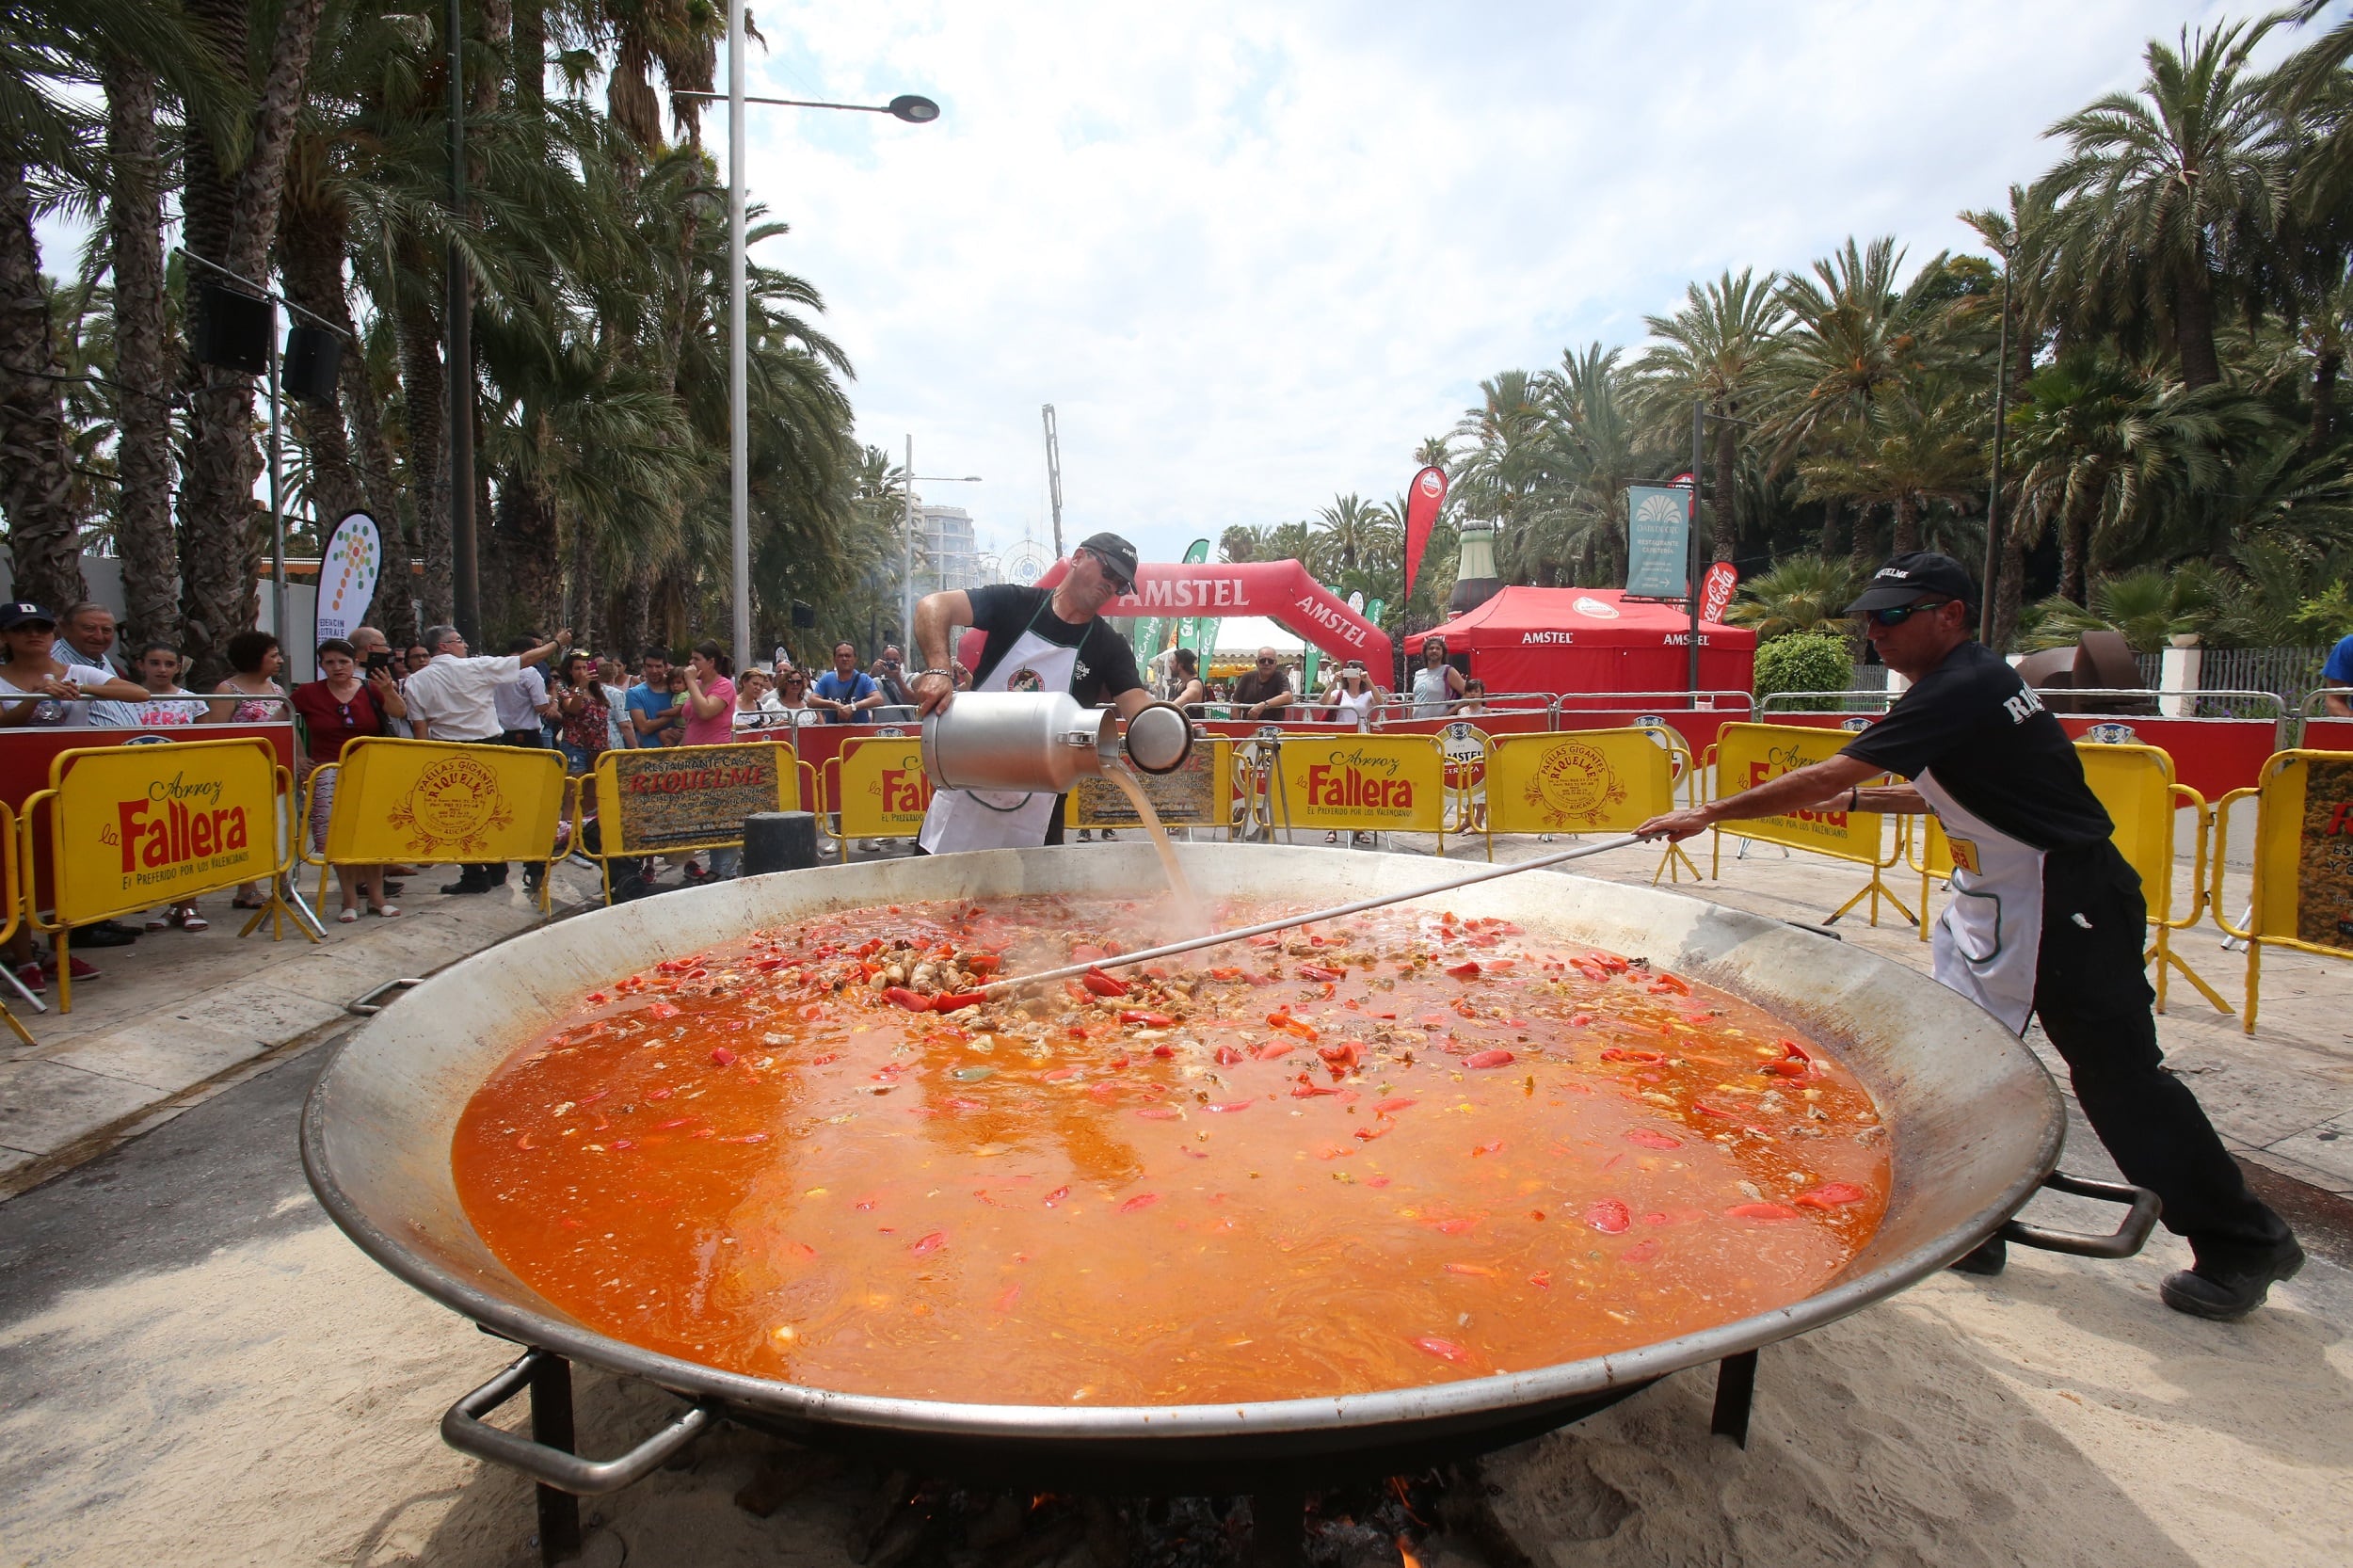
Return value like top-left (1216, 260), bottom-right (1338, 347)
top-left (1859, 599), bottom-right (1952, 628)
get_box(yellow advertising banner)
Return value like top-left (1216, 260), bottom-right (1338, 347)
top-left (596, 741), bottom-right (797, 856)
top-left (2244, 750), bottom-right (2353, 955)
top-left (838, 736), bottom-right (934, 839)
top-left (2075, 743), bottom-right (2176, 892)
top-left (45, 737), bottom-right (285, 926)
top-left (1267, 734), bottom-right (1446, 832)
top-left (1485, 728), bottom-right (1674, 835)
top-left (1712, 722), bottom-right (1886, 865)
top-left (1068, 740), bottom-right (1231, 828)
top-left (322, 737), bottom-right (568, 866)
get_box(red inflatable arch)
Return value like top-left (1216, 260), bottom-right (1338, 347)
top-left (956, 557), bottom-right (1396, 688)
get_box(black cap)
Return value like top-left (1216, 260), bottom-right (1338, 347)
top-left (0, 602), bottom-right (56, 632)
top-left (1077, 532), bottom-right (1139, 592)
top-left (1846, 552), bottom-right (1977, 615)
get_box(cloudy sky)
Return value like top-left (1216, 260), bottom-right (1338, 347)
top-left (742, 0), bottom-right (2279, 570)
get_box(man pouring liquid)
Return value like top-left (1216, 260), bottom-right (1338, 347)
top-left (909, 533), bottom-right (1153, 854)
top-left (1635, 552), bottom-right (2300, 1320)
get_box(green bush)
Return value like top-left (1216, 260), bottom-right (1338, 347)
top-left (1753, 631), bottom-right (1853, 702)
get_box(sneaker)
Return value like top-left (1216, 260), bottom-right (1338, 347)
top-left (682, 862), bottom-right (712, 883)
top-left (1948, 1236), bottom-right (2007, 1276)
top-left (74, 921), bottom-right (138, 949)
top-left (1100, 829), bottom-right (1118, 840)
top-left (440, 876), bottom-right (494, 896)
top-left (1076, 829), bottom-right (1093, 842)
top-left (2160, 1235), bottom-right (2305, 1320)
top-left (568, 853), bottom-right (598, 872)
top-left (44, 955), bottom-right (100, 983)
top-left (13, 962), bottom-right (43, 996)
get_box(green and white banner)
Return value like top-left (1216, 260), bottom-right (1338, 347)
top-left (1625, 485), bottom-right (1692, 600)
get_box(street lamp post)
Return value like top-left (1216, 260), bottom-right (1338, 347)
top-left (899, 434), bottom-right (983, 645)
top-left (682, 33), bottom-right (938, 677)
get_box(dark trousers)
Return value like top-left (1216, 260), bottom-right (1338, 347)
top-left (2032, 842), bottom-right (2289, 1257)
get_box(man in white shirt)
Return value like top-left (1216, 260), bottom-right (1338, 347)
top-left (404, 623), bottom-right (568, 894)
top-left (493, 634), bottom-right (555, 745)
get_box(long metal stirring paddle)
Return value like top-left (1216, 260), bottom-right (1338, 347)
top-left (975, 833), bottom-right (1647, 996)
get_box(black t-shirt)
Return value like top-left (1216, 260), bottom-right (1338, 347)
top-left (1838, 641), bottom-right (2112, 850)
top-left (966, 585), bottom-right (1144, 708)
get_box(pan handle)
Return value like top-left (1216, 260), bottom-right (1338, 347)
top-left (1997, 1169), bottom-right (2162, 1259)
top-left (441, 1350), bottom-right (718, 1495)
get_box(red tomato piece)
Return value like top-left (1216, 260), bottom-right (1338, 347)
top-left (963, 953), bottom-right (1002, 974)
top-left (1136, 1106), bottom-right (1182, 1120)
top-left (1205, 1100), bottom-right (1253, 1113)
top-left (1212, 1045), bottom-right (1245, 1066)
top-left (1464, 1049), bottom-right (1515, 1069)
top-left (721, 1131), bottom-right (768, 1144)
top-left (709, 1046), bottom-right (738, 1066)
top-left (1471, 1139), bottom-right (1503, 1157)
top-left (1290, 1082), bottom-right (1340, 1098)
top-left (1299, 964), bottom-right (1346, 982)
top-left (1444, 960), bottom-right (1482, 979)
top-left (1082, 969), bottom-right (1130, 998)
top-left (1043, 1066), bottom-right (1080, 1082)
top-left (1795, 1182), bottom-right (1868, 1208)
top-left (1119, 1192), bottom-right (1160, 1213)
top-left (1623, 1240), bottom-right (1660, 1264)
top-left (1412, 1336), bottom-right (1474, 1365)
top-left (883, 986), bottom-right (932, 1012)
top-left (1373, 1097), bottom-right (1417, 1114)
top-left (1585, 1199), bottom-right (1631, 1234)
top-left (1044, 1186), bottom-right (1070, 1206)
top-left (646, 1001), bottom-right (681, 1019)
top-left (1728, 1202), bottom-right (1801, 1221)
top-left (910, 1230), bottom-right (948, 1256)
top-left (1625, 1128), bottom-right (1682, 1149)
top-left (1255, 1042), bottom-right (1296, 1061)
top-left (1069, 944), bottom-right (1105, 963)
top-left (932, 992), bottom-right (985, 1013)
top-left (1119, 1010), bottom-right (1176, 1027)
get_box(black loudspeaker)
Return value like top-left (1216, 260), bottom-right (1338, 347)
top-left (192, 283), bottom-right (271, 375)
top-left (282, 325), bottom-right (342, 404)
top-left (791, 600), bottom-right (817, 629)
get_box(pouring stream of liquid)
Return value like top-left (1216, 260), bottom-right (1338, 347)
top-left (976, 832), bottom-right (1645, 997)
top-left (1103, 769), bottom-right (1206, 936)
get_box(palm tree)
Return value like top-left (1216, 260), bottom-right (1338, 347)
top-left (1217, 524), bottom-right (1258, 564)
top-left (1535, 343), bottom-right (1646, 584)
top-left (1797, 376), bottom-right (1985, 557)
top-left (1631, 269), bottom-right (1785, 562)
top-left (172, 0), bottom-right (330, 682)
top-left (1309, 492), bottom-right (1398, 580)
top-left (4, 4), bottom-right (181, 610)
top-left (2023, 564), bottom-right (2217, 651)
top-left (2001, 350), bottom-right (2234, 642)
top-left (1725, 555), bottom-right (1859, 639)
top-left (1765, 237), bottom-right (1960, 563)
top-left (2040, 17), bottom-right (2286, 391)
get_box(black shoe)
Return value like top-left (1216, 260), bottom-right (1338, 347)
top-left (74, 922), bottom-right (139, 949)
top-left (2161, 1236), bottom-right (2305, 1320)
top-left (1949, 1236), bottom-right (2008, 1276)
top-left (381, 880), bottom-right (405, 897)
top-left (487, 866), bottom-right (510, 886)
top-left (441, 877), bottom-right (494, 896)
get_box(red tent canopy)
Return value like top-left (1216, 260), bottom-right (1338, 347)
top-left (1414, 587), bottom-right (1755, 697)
top-left (967, 557), bottom-right (1396, 687)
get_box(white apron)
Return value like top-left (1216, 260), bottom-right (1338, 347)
top-left (1916, 767), bottom-right (2044, 1034)
top-left (916, 620), bottom-right (1080, 855)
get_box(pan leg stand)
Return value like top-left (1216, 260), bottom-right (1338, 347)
top-left (1710, 1349), bottom-right (1758, 1448)
top-left (530, 1353), bottom-right (584, 1565)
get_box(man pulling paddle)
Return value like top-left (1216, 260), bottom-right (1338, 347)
top-left (1634, 552), bottom-right (2301, 1320)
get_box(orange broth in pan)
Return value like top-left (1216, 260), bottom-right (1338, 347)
top-left (452, 896), bottom-right (1891, 1406)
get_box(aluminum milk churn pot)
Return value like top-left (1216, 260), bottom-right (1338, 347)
top-left (922, 694), bottom-right (1194, 794)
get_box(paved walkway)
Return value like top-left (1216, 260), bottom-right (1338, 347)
top-left (0, 859), bottom-right (607, 1202)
